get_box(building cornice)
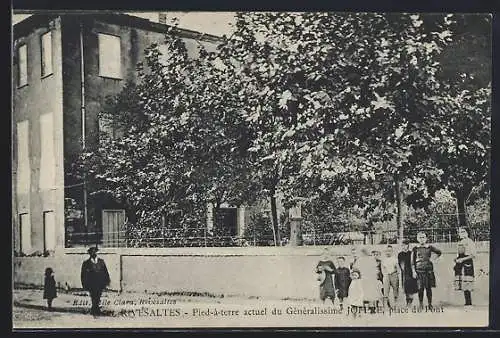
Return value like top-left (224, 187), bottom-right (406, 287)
top-left (13, 13), bottom-right (223, 43)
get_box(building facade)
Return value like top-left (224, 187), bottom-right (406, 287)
top-left (12, 13), bottom-right (252, 254)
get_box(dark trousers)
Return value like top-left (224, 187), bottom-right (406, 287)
top-left (464, 290), bottom-right (472, 305)
top-left (89, 289), bottom-right (103, 315)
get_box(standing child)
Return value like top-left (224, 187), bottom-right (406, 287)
top-left (349, 247), bottom-right (359, 270)
top-left (372, 250), bottom-right (384, 296)
top-left (454, 227), bottom-right (477, 308)
top-left (454, 244), bottom-right (468, 290)
top-left (381, 245), bottom-right (401, 309)
top-left (316, 248), bottom-right (336, 305)
top-left (43, 267), bottom-right (57, 311)
top-left (334, 256), bottom-right (351, 310)
top-left (398, 239), bottom-right (418, 307)
top-left (373, 250), bottom-right (384, 282)
top-left (347, 269), bottom-right (364, 317)
top-left (412, 232), bottom-right (442, 310)
top-left (354, 246), bottom-right (383, 313)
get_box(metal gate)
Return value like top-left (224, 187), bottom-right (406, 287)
top-left (102, 209), bottom-right (125, 247)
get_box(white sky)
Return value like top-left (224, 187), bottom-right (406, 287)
top-left (12, 12), bottom-right (236, 36)
top-left (12, 13), bottom-right (31, 25)
top-left (130, 12), bottom-right (236, 36)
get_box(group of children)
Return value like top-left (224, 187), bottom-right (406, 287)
top-left (316, 230), bottom-right (477, 313)
top-left (316, 251), bottom-right (351, 308)
top-left (316, 246), bottom-right (401, 312)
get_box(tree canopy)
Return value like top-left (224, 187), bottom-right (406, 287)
top-left (75, 13), bottom-right (491, 246)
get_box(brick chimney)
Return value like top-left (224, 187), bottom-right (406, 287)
top-left (158, 13), bottom-right (167, 24)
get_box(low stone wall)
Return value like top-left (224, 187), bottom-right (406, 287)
top-left (13, 242), bottom-right (490, 306)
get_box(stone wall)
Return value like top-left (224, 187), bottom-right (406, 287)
top-left (14, 252), bottom-right (121, 291)
top-left (14, 242), bottom-right (490, 306)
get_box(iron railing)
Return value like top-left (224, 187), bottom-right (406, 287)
top-left (64, 223), bottom-right (490, 248)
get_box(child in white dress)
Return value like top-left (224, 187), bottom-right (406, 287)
top-left (348, 269), bottom-right (364, 317)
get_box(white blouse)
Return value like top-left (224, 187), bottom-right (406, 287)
top-left (459, 237), bottom-right (477, 257)
top-left (381, 256), bottom-right (399, 275)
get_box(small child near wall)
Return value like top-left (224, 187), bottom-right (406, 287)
top-left (43, 267), bottom-right (57, 311)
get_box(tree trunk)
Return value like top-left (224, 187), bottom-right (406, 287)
top-left (456, 193), bottom-right (468, 228)
top-left (289, 204), bottom-right (303, 247)
top-left (395, 175), bottom-right (404, 244)
top-left (270, 192), bottom-right (281, 246)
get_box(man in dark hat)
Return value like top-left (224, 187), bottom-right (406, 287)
top-left (81, 247), bottom-right (110, 316)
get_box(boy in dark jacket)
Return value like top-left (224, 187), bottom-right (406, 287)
top-left (412, 232), bottom-right (442, 310)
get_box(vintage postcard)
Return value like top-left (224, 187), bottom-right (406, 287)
top-left (12, 10), bottom-right (491, 329)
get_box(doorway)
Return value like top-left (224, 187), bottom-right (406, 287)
top-left (102, 209), bottom-right (126, 247)
top-left (215, 207), bottom-right (238, 236)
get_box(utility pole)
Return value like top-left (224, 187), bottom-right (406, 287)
top-left (80, 22), bottom-right (90, 247)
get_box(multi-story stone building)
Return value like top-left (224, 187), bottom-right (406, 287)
top-left (12, 13), bottom-right (247, 254)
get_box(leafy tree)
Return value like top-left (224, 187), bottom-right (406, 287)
top-left (220, 13), bottom-right (462, 243)
top-left (431, 14), bottom-right (492, 227)
top-left (426, 85), bottom-right (490, 228)
top-left (76, 28), bottom-right (259, 246)
top-left (75, 13), bottom-right (490, 247)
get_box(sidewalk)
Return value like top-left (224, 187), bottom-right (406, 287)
top-left (14, 288), bottom-right (106, 315)
top-left (13, 287), bottom-right (489, 328)
top-left (13, 287), bottom-right (319, 316)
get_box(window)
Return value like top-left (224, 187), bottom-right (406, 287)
top-left (41, 31), bottom-right (53, 77)
top-left (43, 211), bottom-right (56, 252)
top-left (17, 44), bottom-right (28, 87)
top-left (16, 121), bottom-right (30, 195)
top-left (98, 115), bottom-right (115, 139)
top-left (39, 114), bottom-right (55, 189)
top-left (20, 213), bottom-right (31, 254)
top-left (215, 207), bottom-right (238, 236)
top-left (98, 33), bottom-right (121, 79)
